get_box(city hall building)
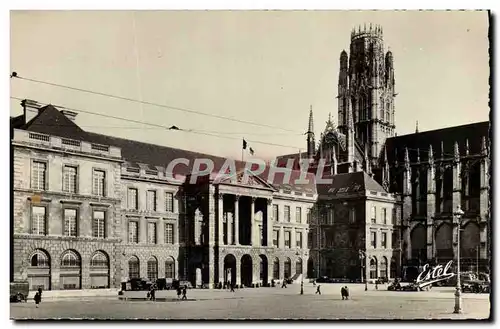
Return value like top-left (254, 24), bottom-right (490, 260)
top-left (11, 100), bottom-right (316, 290)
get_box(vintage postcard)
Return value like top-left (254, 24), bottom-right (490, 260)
top-left (9, 9), bottom-right (491, 320)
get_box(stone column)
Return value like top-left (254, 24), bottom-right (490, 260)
top-left (227, 213), bottom-right (233, 245)
top-left (235, 257), bottom-right (241, 286)
top-left (267, 198), bottom-right (273, 247)
top-left (479, 138), bottom-right (489, 261)
top-left (208, 186), bottom-right (216, 288)
top-left (279, 225), bottom-right (285, 249)
top-left (253, 255), bottom-right (260, 285)
top-left (427, 152), bottom-right (436, 261)
top-left (250, 197), bottom-right (255, 246)
top-left (140, 216), bottom-right (147, 243)
top-left (174, 222), bottom-right (179, 245)
top-left (218, 193), bottom-right (224, 245)
top-left (452, 142), bottom-right (462, 259)
top-left (218, 257), bottom-right (225, 284)
top-left (234, 195), bottom-right (240, 245)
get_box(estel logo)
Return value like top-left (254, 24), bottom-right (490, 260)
top-left (416, 260), bottom-right (455, 288)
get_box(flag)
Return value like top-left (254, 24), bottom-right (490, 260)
top-left (249, 147), bottom-right (254, 156)
top-left (243, 139), bottom-right (247, 150)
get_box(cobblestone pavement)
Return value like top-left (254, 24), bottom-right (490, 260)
top-left (10, 283), bottom-right (490, 320)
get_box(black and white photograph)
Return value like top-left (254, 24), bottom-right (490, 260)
top-left (7, 8), bottom-right (491, 320)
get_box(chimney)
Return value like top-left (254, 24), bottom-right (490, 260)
top-left (21, 99), bottom-right (41, 124)
top-left (60, 109), bottom-right (78, 122)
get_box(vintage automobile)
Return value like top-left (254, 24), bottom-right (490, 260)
top-left (10, 281), bottom-right (29, 303)
top-left (462, 280), bottom-right (490, 293)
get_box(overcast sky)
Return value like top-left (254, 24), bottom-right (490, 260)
top-left (10, 10), bottom-right (490, 160)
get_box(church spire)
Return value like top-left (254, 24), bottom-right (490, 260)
top-left (306, 105), bottom-right (315, 159)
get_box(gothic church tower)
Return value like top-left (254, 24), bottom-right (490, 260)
top-left (337, 24), bottom-right (396, 168)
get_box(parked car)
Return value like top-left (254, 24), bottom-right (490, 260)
top-left (10, 281), bottom-right (29, 303)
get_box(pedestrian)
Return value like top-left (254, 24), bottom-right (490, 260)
top-left (181, 286), bottom-right (187, 300)
top-left (150, 285), bottom-right (156, 301)
top-left (341, 287), bottom-right (346, 300)
top-left (230, 282), bottom-right (235, 292)
top-left (281, 280), bottom-right (287, 288)
top-left (344, 286), bottom-right (350, 300)
top-left (177, 287), bottom-right (182, 299)
top-left (316, 285), bottom-right (321, 295)
top-left (34, 292), bottom-right (41, 308)
top-left (38, 286), bottom-right (43, 301)
top-left (375, 281), bottom-right (379, 290)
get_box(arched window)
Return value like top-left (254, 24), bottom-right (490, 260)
top-left (165, 257), bottom-right (175, 279)
top-left (61, 250), bottom-right (80, 267)
top-left (31, 250), bottom-right (49, 267)
top-left (273, 258), bottom-right (280, 279)
top-left (370, 257), bottom-right (378, 279)
top-left (284, 258), bottom-right (292, 279)
top-left (90, 251), bottom-right (108, 268)
top-left (128, 256), bottom-right (140, 279)
top-left (147, 257), bottom-right (158, 282)
top-left (380, 257), bottom-right (388, 279)
top-left (296, 258), bottom-right (303, 275)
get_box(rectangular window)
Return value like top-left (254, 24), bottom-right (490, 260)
top-left (273, 204), bottom-right (279, 221)
top-left (307, 208), bottom-right (312, 224)
top-left (392, 231), bottom-right (398, 248)
top-left (349, 207), bottom-right (356, 223)
top-left (31, 206), bottom-right (46, 235)
top-left (128, 188), bottom-right (138, 210)
top-left (296, 232), bottom-right (303, 249)
top-left (371, 231), bottom-right (377, 248)
top-left (64, 208), bottom-right (77, 237)
top-left (371, 206), bottom-right (377, 224)
top-left (92, 170), bottom-right (105, 197)
top-left (284, 206), bottom-right (290, 222)
top-left (392, 208), bottom-right (397, 225)
top-left (93, 210), bottom-right (105, 238)
top-left (165, 192), bottom-right (174, 212)
top-left (273, 230), bottom-right (279, 247)
top-left (63, 166), bottom-right (77, 193)
top-left (165, 223), bottom-right (174, 244)
top-left (128, 221), bottom-right (138, 243)
top-left (296, 207), bottom-right (302, 224)
top-left (285, 231), bottom-right (291, 248)
top-left (31, 161), bottom-right (46, 190)
top-left (147, 222), bottom-right (157, 244)
top-left (146, 190), bottom-right (157, 212)
top-left (382, 232), bottom-right (387, 249)
top-left (382, 208), bottom-right (387, 224)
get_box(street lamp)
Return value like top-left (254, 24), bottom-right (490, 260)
top-left (358, 250), bottom-right (368, 291)
top-left (296, 251), bottom-right (304, 295)
top-left (454, 206), bottom-right (465, 314)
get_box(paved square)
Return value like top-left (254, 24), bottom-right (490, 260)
top-left (10, 284), bottom-right (490, 320)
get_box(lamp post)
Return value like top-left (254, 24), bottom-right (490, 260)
top-left (358, 250), bottom-right (368, 291)
top-left (296, 252), bottom-right (304, 295)
top-left (454, 206), bottom-right (465, 314)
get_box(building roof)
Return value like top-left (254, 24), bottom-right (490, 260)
top-left (385, 121), bottom-right (490, 164)
top-left (316, 171), bottom-right (387, 197)
top-left (12, 104), bottom-right (317, 194)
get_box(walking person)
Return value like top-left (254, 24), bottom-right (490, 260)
top-left (181, 286), bottom-right (187, 300)
top-left (316, 285), bottom-right (321, 295)
top-left (177, 287), bottom-right (182, 299)
top-left (344, 286), bottom-right (350, 300)
top-left (37, 286), bottom-right (43, 302)
top-left (34, 292), bottom-right (41, 308)
top-left (281, 280), bottom-right (287, 288)
top-left (150, 285), bottom-right (156, 301)
top-left (341, 286), bottom-right (346, 300)
top-left (230, 282), bottom-right (235, 292)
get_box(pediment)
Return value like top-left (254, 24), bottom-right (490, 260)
top-left (217, 169), bottom-right (276, 190)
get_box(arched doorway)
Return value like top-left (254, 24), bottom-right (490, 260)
top-left (90, 251), bottom-right (109, 289)
top-left (296, 258), bottom-right (303, 275)
top-left (147, 257), bottom-right (158, 282)
top-left (273, 257), bottom-right (280, 280)
top-left (411, 224), bottom-right (427, 265)
top-left (307, 258), bottom-right (314, 278)
top-left (259, 255), bottom-right (268, 285)
top-left (165, 256), bottom-right (176, 281)
top-left (60, 250), bottom-right (81, 290)
top-left (461, 222), bottom-right (480, 272)
top-left (28, 249), bottom-right (51, 290)
top-left (390, 257), bottom-right (397, 279)
top-left (128, 256), bottom-right (140, 280)
top-left (436, 223), bottom-right (453, 261)
top-left (369, 257), bottom-right (377, 280)
top-left (240, 254), bottom-right (253, 287)
top-left (284, 257), bottom-right (291, 279)
top-left (380, 257), bottom-right (388, 280)
top-left (224, 254), bottom-right (237, 285)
